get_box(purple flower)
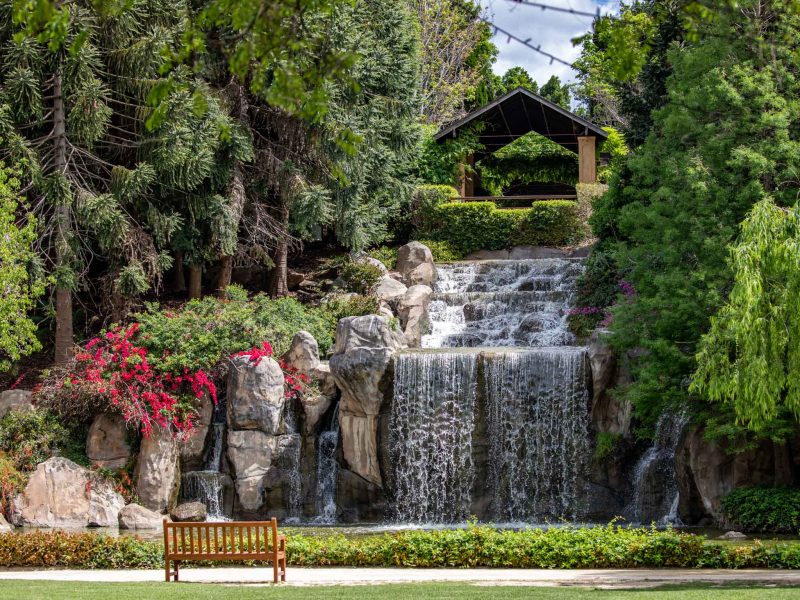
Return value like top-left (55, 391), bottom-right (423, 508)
top-left (619, 279), bottom-right (636, 297)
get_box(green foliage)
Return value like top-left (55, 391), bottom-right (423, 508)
top-left (415, 124), bottom-right (482, 186)
top-left (594, 432), bottom-right (623, 460)
top-left (4, 525), bottom-right (800, 569)
top-left (691, 200), bottom-right (800, 432)
top-left (410, 184), bottom-right (460, 236)
top-left (0, 163), bottom-right (44, 371)
top-left (0, 454), bottom-right (25, 515)
top-left (416, 239), bottom-right (464, 263)
top-left (430, 201), bottom-right (585, 255)
top-left (539, 75), bottom-right (570, 109)
top-left (500, 66), bottom-right (537, 94)
top-left (596, 2), bottom-right (800, 433)
top-left (598, 127), bottom-right (629, 183)
top-left (367, 246), bottom-right (398, 271)
top-left (338, 262), bottom-right (383, 295)
top-left (318, 295), bottom-right (379, 328)
top-left (722, 487), bottom-right (800, 534)
top-left (132, 295), bottom-right (335, 374)
top-left (0, 408), bottom-right (70, 473)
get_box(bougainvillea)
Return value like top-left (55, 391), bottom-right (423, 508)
top-left (232, 342), bottom-right (311, 400)
top-left (52, 324), bottom-right (217, 440)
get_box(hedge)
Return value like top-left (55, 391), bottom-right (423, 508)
top-left (2, 525), bottom-right (800, 570)
top-left (430, 200), bottom-right (584, 255)
top-left (722, 487), bottom-right (800, 533)
top-left (410, 184), bottom-right (460, 236)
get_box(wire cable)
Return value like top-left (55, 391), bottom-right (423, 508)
top-left (483, 19), bottom-right (577, 67)
top-left (505, 0), bottom-right (600, 18)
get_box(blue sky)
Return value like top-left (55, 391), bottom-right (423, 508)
top-left (481, 0), bottom-right (619, 85)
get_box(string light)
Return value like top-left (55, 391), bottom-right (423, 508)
top-left (483, 19), bottom-right (577, 68)
top-left (505, 0), bottom-right (600, 18)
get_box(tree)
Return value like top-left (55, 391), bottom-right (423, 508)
top-left (596, 0), bottom-right (800, 432)
top-left (500, 66), bottom-right (538, 94)
top-left (0, 163), bottom-right (45, 371)
top-left (539, 75), bottom-right (570, 108)
top-left (691, 200), bottom-right (800, 434)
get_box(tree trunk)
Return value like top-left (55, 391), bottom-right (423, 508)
top-left (269, 201), bottom-right (290, 298)
top-left (188, 265), bottom-right (202, 299)
top-left (172, 251), bottom-right (187, 293)
top-left (52, 69), bottom-right (73, 365)
top-left (217, 83), bottom-right (249, 297)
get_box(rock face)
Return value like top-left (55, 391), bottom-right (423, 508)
top-left (374, 275), bottom-right (407, 304)
top-left (227, 429), bottom-right (277, 512)
top-left (118, 503), bottom-right (164, 529)
top-left (397, 242), bottom-right (437, 287)
top-left (228, 355), bottom-right (286, 434)
top-left (283, 331), bottom-right (336, 433)
top-left (134, 425), bottom-right (180, 513)
top-left (170, 501), bottom-right (207, 522)
top-left (12, 457), bottom-right (124, 527)
top-left (587, 340), bottom-right (632, 436)
top-left (0, 513), bottom-right (12, 532)
top-left (329, 316), bottom-right (406, 486)
top-left (86, 413), bottom-right (131, 469)
top-left (676, 425), bottom-right (796, 523)
top-left (396, 285), bottom-right (432, 347)
top-left (180, 396), bottom-right (214, 471)
top-left (0, 390), bottom-right (33, 420)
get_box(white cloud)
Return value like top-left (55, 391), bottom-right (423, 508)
top-left (481, 0), bottom-right (619, 85)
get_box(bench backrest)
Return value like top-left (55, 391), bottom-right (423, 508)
top-left (163, 518), bottom-right (280, 560)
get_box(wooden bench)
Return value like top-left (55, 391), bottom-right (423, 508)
top-left (163, 518), bottom-right (286, 583)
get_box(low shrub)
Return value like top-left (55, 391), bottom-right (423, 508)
top-left (318, 295), bottom-right (379, 328)
top-left (594, 432), bottom-right (623, 461)
top-left (2, 524), bottom-right (800, 569)
top-left (410, 184), bottom-right (460, 236)
top-left (722, 487), bottom-right (800, 533)
top-left (0, 409), bottom-right (71, 473)
top-left (339, 261), bottom-right (383, 295)
top-left (0, 454), bottom-right (24, 515)
top-left (416, 239), bottom-right (464, 263)
top-left (368, 246), bottom-right (399, 271)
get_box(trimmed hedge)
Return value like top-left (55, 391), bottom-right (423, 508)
top-left (722, 487), bottom-right (800, 533)
top-left (2, 525), bottom-right (800, 570)
top-left (430, 200), bottom-right (584, 256)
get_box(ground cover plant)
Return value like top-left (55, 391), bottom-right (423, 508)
top-left (2, 525), bottom-right (800, 570)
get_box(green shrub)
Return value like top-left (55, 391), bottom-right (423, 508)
top-left (0, 409), bottom-right (72, 473)
top-left (339, 261), bottom-right (383, 295)
top-left (430, 200), bottom-right (584, 255)
top-left (722, 487), bottom-right (800, 533)
top-left (416, 239), bottom-right (464, 263)
top-left (2, 525), bottom-right (800, 570)
top-left (368, 246), bottom-right (398, 270)
top-left (594, 432), bottom-right (623, 461)
top-left (319, 294), bottom-right (379, 328)
top-left (410, 184), bottom-right (460, 236)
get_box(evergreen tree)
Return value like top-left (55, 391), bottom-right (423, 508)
top-left (500, 66), bottom-right (538, 95)
top-left (596, 0), bottom-right (800, 433)
top-left (539, 75), bottom-right (570, 108)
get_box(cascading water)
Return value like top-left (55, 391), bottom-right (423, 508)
top-left (390, 352), bottom-right (479, 523)
top-left (626, 409), bottom-right (690, 525)
top-left (313, 403), bottom-right (341, 524)
top-left (390, 258), bottom-right (592, 523)
top-left (181, 422), bottom-right (228, 520)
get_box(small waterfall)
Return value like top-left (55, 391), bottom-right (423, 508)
top-left (484, 348), bottom-right (590, 521)
top-left (206, 423), bottom-right (225, 471)
top-left (283, 399), bottom-right (303, 524)
top-left (390, 351), bottom-right (479, 523)
top-left (181, 413), bottom-right (228, 520)
top-left (313, 403), bottom-right (340, 524)
top-left (626, 409), bottom-right (690, 525)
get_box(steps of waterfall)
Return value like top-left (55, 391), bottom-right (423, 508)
top-left (390, 257), bottom-right (592, 524)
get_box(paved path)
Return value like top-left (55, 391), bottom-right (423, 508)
top-left (0, 568), bottom-right (798, 588)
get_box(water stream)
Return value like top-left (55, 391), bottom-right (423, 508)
top-left (181, 422), bottom-right (228, 520)
top-left (313, 403), bottom-right (341, 524)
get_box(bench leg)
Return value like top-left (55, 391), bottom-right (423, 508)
top-left (165, 558), bottom-right (171, 582)
top-left (273, 558), bottom-right (279, 584)
top-left (281, 556), bottom-right (287, 582)
top-left (174, 561), bottom-right (180, 582)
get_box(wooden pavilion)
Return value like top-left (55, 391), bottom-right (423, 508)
top-left (435, 86), bottom-right (608, 200)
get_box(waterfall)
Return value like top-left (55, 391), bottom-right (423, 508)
top-left (206, 423), bottom-right (225, 471)
top-left (283, 399), bottom-right (303, 524)
top-left (484, 348), bottom-right (590, 521)
top-left (181, 414), bottom-right (228, 520)
top-left (313, 403), bottom-right (340, 524)
top-left (626, 409), bottom-right (690, 525)
top-left (390, 351), bottom-right (479, 523)
top-left (389, 256), bottom-right (592, 523)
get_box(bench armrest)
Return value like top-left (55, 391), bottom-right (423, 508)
top-left (278, 534), bottom-right (287, 552)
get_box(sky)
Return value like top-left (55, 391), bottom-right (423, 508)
top-left (481, 0), bottom-right (620, 85)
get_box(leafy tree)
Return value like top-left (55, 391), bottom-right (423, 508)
top-left (0, 163), bottom-right (45, 371)
top-left (597, 0), bottom-right (800, 433)
top-left (500, 66), bottom-right (538, 94)
top-left (691, 200), bottom-right (800, 434)
top-left (539, 75), bottom-right (570, 109)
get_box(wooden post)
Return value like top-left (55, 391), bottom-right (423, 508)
top-left (578, 136), bottom-right (597, 184)
top-left (458, 154), bottom-right (476, 197)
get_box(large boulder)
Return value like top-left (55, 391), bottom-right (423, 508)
top-left (12, 457), bottom-right (124, 527)
top-left (86, 413), bottom-right (131, 469)
top-left (396, 285), bottom-right (432, 347)
top-left (227, 355), bottom-right (286, 434)
top-left (330, 316), bottom-right (406, 486)
top-left (134, 425), bottom-right (180, 513)
top-left (283, 331), bottom-right (337, 433)
top-left (587, 341), bottom-right (632, 436)
top-left (226, 429), bottom-right (277, 512)
top-left (170, 501), bottom-right (207, 522)
top-left (676, 425), bottom-right (796, 524)
top-left (374, 276), bottom-right (407, 305)
top-left (397, 242), bottom-right (437, 287)
top-left (118, 503), bottom-right (164, 529)
top-left (180, 396), bottom-right (214, 470)
top-left (0, 390), bottom-right (33, 420)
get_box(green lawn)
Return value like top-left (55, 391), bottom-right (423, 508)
top-left (2, 581), bottom-right (800, 600)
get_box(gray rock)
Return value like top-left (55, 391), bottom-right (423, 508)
top-left (465, 249), bottom-right (510, 260)
top-left (0, 390), bottom-right (33, 420)
top-left (396, 285), bottom-right (432, 347)
top-left (180, 395), bottom-right (214, 471)
top-left (0, 512), bottom-right (12, 532)
top-left (374, 276), bottom-right (407, 304)
top-left (287, 270), bottom-right (305, 291)
top-left (12, 457), bottom-right (124, 527)
top-left (283, 331), bottom-right (321, 373)
top-left (353, 253), bottom-right (389, 275)
top-left (227, 355), bottom-right (285, 434)
top-left (588, 340), bottom-right (632, 436)
top-left (330, 316), bottom-right (406, 486)
top-left (719, 531), bottom-right (747, 540)
top-left (227, 429), bottom-right (277, 512)
top-left (284, 332), bottom-right (336, 433)
top-left (170, 501), bottom-right (207, 522)
top-left (134, 425), bottom-right (180, 513)
top-left (378, 300), bottom-right (395, 320)
top-left (118, 503), bottom-right (164, 529)
top-left (86, 413), bottom-right (131, 469)
top-left (397, 242), bottom-right (437, 287)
